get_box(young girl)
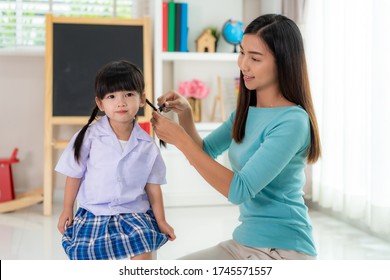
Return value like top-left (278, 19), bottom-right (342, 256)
top-left (56, 60), bottom-right (175, 260)
top-left (152, 14), bottom-right (321, 259)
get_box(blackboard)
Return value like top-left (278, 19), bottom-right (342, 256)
top-left (45, 15), bottom-right (152, 121)
top-left (53, 23), bottom-right (145, 116)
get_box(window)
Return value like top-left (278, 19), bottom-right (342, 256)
top-left (0, 0), bottom-right (134, 49)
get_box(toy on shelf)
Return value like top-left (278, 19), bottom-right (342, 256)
top-left (0, 148), bottom-right (43, 213)
top-left (222, 19), bottom-right (244, 53)
top-left (196, 29), bottom-right (216, 53)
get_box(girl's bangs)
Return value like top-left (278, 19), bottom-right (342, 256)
top-left (96, 67), bottom-right (144, 98)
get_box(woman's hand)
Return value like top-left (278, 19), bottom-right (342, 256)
top-left (57, 208), bottom-right (73, 235)
top-left (151, 111), bottom-right (187, 146)
top-left (157, 90), bottom-right (191, 115)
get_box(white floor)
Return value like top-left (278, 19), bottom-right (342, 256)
top-left (1, 194), bottom-right (390, 260)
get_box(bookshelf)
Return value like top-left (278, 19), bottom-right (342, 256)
top-left (153, 0), bottom-right (256, 206)
top-left (161, 52), bottom-right (238, 62)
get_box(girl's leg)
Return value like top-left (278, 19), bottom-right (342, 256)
top-left (131, 252), bottom-right (153, 260)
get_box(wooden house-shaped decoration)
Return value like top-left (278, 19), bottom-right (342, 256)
top-left (196, 29), bottom-right (216, 53)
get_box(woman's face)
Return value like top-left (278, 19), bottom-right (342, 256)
top-left (237, 34), bottom-right (278, 93)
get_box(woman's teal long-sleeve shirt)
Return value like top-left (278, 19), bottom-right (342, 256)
top-left (203, 106), bottom-right (317, 256)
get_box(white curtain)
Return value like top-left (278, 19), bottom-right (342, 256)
top-left (305, 0), bottom-right (390, 240)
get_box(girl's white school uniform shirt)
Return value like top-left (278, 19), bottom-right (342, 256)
top-left (55, 115), bottom-right (166, 216)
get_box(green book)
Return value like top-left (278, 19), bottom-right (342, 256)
top-left (168, 1), bottom-right (176, 52)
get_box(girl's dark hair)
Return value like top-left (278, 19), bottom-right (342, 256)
top-left (73, 60), bottom-right (145, 162)
top-left (232, 14), bottom-right (321, 163)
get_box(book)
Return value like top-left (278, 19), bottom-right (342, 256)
top-left (180, 2), bottom-right (188, 52)
top-left (175, 3), bottom-right (182, 52)
top-left (167, 1), bottom-right (176, 52)
top-left (162, 2), bottom-right (168, 52)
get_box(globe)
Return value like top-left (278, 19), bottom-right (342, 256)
top-left (222, 19), bottom-right (244, 52)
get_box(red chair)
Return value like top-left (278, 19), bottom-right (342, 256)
top-left (0, 148), bottom-right (44, 213)
top-left (0, 148), bottom-right (19, 202)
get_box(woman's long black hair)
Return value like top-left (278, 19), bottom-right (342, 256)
top-left (232, 14), bottom-right (321, 163)
top-left (73, 60), bottom-right (145, 162)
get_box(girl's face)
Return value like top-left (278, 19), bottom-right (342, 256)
top-left (95, 90), bottom-right (145, 125)
top-left (237, 34), bottom-right (278, 93)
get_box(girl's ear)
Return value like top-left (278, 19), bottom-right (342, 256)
top-left (139, 93), bottom-right (146, 108)
top-left (95, 97), bottom-right (104, 111)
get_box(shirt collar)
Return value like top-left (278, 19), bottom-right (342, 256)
top-left (94, 115), bottom-right (152, 143)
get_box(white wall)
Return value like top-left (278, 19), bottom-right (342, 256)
top-left (0, 54), bottom-right (45, 193)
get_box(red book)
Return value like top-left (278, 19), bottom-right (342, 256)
top-left (162, 2), bottom-right (168, 52)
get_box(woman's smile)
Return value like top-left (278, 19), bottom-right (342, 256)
top-left (243, 74), bottom-right (255, 82)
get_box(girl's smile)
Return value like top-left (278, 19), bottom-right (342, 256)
top-left (115, 109), bottom-right (129, 113)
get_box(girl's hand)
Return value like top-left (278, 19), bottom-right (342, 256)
top-left (57, 209), bottom-right (74, 235)
top-left (151, 111), bottom-right (187, 146)
top-left (157, 221), bottom-right (176, 241)
top-left (157, 90), bottom-right (191, 115)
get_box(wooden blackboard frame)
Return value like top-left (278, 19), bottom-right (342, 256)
top-left (43, 14), bottom-right (152, 215)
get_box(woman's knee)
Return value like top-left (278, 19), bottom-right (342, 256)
top-left (179, 242), bottom-right (236, 260)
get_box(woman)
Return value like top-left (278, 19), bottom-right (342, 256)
top-left (151, 14), bottom-right (321, 260)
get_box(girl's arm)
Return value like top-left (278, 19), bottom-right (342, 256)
top-left (145, 184), bottom-right (176, 241)
top-left (57, 176), bottom-right (81, 235)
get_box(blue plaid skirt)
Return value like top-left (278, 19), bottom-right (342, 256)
top-left (62, 208), bottom-right (168, 260)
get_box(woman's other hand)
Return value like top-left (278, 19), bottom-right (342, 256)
top-left (157, 90), bottom-right (191, 115)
